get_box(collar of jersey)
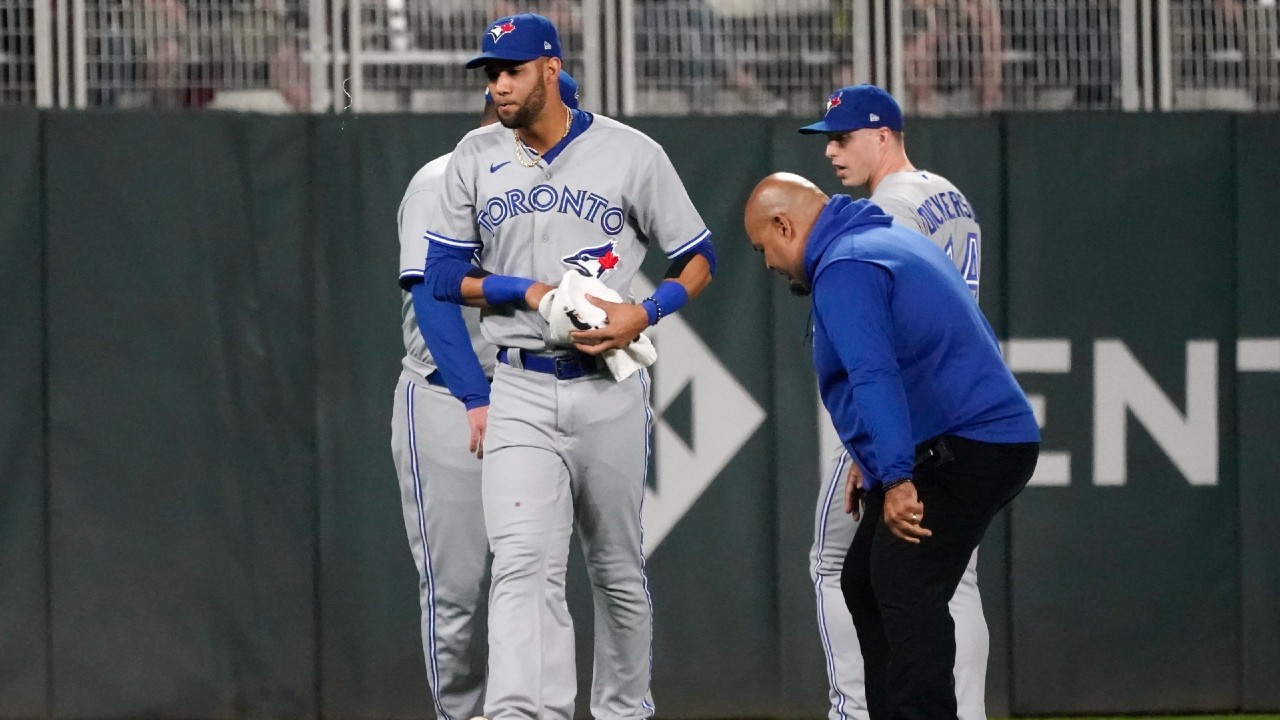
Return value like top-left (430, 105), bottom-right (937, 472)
top-left (518, 109), bottom-right (593, 166)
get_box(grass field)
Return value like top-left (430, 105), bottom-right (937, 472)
top-left (1000, 716), bottom-right (1280, 720)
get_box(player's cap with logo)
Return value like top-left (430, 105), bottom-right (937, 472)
top-left (484, 70), bottom-right (580, 109)
top-left (798, 84), bottom-right (904, 134)
top-left (465, 13), bottom-right (562, 69)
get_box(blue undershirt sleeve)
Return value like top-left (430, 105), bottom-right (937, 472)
top-left (423, 238), bottom-right (478, 305)
top-left (813, 260), bottom-right (915, 487)
top-left (410, 281), bottom-right (490, 410)
top-left (683, 238), bottom-right (718, 276)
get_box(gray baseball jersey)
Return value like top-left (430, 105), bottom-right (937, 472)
top-left (872, 169), bottom-right (981, 298)
top-left (813, 168), bottom-right (988, 720)
top-left (392, 152), bottom-right (494, 719)
top-left (398, 153), bottom-right (496, 379)
top-left (428, 112), bottom-right (708, 720)
top-left (430, 114), bottom-right (710, 352)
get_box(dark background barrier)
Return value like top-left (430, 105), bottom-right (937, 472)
top-left (0, 106), bottom-right (47, 720)
top-left (1003, 114), bottom-right (1239, 713)
top-left (0, 109), bottom-right (1276, 719)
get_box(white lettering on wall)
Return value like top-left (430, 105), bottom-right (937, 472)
top-left (1093, 340), bottom-right (1218, 486)
top-left (1004, 339), bottom-right (1072, 486)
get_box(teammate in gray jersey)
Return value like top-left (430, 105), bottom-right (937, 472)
top-left (392, 73), bottom-right (581, 720)
top-left (422, 14), bottom-right (715, 720)
top-left (799, 84), bottom-right (989, 720)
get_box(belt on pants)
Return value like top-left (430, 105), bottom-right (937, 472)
top-left (497, 347), bottom-right (604, 380)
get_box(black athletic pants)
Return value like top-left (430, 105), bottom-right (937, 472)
top-left (841, 435), bottom-right (1039, 720)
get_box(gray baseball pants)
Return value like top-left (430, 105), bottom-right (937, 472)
top-left (482, 360), bottom-right (656, 720)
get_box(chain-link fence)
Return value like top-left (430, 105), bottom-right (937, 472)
top-left (0, 0), bottom-right (1276, 113)
top-left (346, 0), bottom-right (595, 112)
top-left (1, 0), bottom-right (42, 104)
top-left (77, 0), bottom-right (316, 110)
top-left (623, 0), bottom-right (1141, 116)
top-left (891, 0), bottom-right (1145, 115)
top-left (627, 0), bottom-right (863, 116)
top-left (1166, 0), bottom-right (1279, 110)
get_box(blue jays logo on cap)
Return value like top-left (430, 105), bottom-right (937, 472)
top-left (488, 19), bottom-right (516, 43)
top-left (466, 13), bottom-right (563, 69)
top-left (563, 241), bottom-right (621, 279)
top-left (799, 84), bottom-right (904, 135)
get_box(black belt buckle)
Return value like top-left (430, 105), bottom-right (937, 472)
top-left (554, 354), bottom-right (586, 380)
top-left (914, 436), bottom-right (954, 470)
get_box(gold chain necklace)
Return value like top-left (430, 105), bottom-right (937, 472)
top-left (514, 104), bottom-right (572, 168)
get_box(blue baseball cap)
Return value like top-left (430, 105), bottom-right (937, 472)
top-left (798, 85), bottom-right (904, 134)
top-left (466, 13), bottom-right (562, 69)
top-left (484, 70), bottom-right (580, 109)
top-left (557, 70), bottom-right (580, 109)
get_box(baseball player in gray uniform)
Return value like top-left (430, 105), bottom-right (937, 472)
top-left (799, 84), bottom-right (986, 720)
top-left (421, 13), bottom-right (715, 720)
top-left (391, 73), bottom-right (581, 720)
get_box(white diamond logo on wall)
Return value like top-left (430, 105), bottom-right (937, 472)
top-left (634, 277), bottom-right (766, 556)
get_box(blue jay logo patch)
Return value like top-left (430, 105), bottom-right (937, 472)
top-left (562, 240), bottom-right (621, 279)
top-left (488, 20), bottom-right (516, 43)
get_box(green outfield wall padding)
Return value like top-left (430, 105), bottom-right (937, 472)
top-left (1005, 113), bottom-right (1240, 714)
top-left (1235, 115), bottom-right (1280, 712)
top-left (44, 112), bottom-right (317, 718)
top-left (629, 116), bottom-right (781, 717)
top-left (0, 107), bottom-right (49, 719)
top-left (311, 114), bottom-right (458, 720)
top-left (2, 109), bottom-right (1276, 720)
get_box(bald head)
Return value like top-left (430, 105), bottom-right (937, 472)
top-left (744, 173), bottom-right (828, 235)
top-left (743, 173), bottom-right (829, 295)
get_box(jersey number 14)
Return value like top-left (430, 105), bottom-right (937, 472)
top-left (945, 232), bottom-right (981, 300)
top-left (960, 233), bottom-right (980, 299)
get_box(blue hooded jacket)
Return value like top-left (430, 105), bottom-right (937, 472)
top-left (806, 196), bottom-right (1039, 488)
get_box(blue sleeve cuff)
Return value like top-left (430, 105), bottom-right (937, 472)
top-left (411, 282), bottom-right (491, 407)
top-left (644, 280), bottom-right (689, 325)
top-left (482, 275), bottom-right (535, 307)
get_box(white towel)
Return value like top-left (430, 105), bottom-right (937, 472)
top-left (538, 270), bottom-right (658, 382)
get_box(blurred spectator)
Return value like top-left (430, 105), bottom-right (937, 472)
top-left (136, 0), bottom-right (190, 107)
top-left (238, 0), bottom-right (311, 110)
top-left (88, 0), bottom-right (311, 110)
top-left (902, 0), bottom-right (1002, 114)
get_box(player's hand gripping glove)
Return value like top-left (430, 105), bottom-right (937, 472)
top-left (538, 270), bottom-right (657, 381)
